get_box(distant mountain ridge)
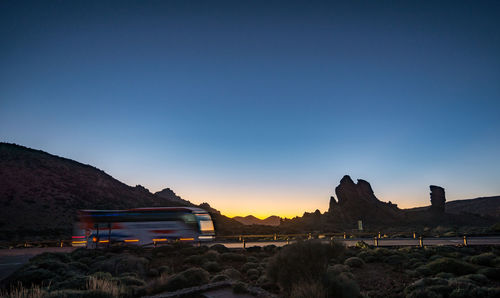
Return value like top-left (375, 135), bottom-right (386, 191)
top-left (0, 142), bottom-right (242, 240)
top-left (232, 215), bottom-right (281, 226)
top-left (406, 196), bottom-right (500, 218)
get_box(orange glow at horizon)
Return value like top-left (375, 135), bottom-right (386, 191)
top-left (179, 186), bottom-right (434, 219)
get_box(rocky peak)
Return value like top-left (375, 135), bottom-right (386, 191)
top-left (335, 175), bottom-right (379, 206)
top-left (155, 188), bottom-right (176, 198)
top-left (329, 175), bottom-right (403, 224)
top-left (430, 185), bottom-right (446, 214)
top-left (154, 187), bottom-right (193, 206)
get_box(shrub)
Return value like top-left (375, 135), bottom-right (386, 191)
top-left (406, 289), bottom-right (445, 298)
top-left (114, 276), bottom-right (146, 287)
top-left (266, 240), bottom-right (345, 293)
top-left (221, 268), bottom-right (242, 280)
top-left (203, 261), bottom-right (221, 272)
top-left (469, 253), bottom-right (496, 267)
top-left (232, 282), bottom-right (248, 294)
top-left (158, 273), bottom-right (187, 292)
top-left (477, 267), bottom-right (500, 280)
top-left (91, 272), bottom-right (113, 279)
top-left (45, 289), bottom-right (113, 298)
top-left (0, 283), bottom-right (46, 298)
top-left (157, 265), bottom-right (171, 275)
top-left (210, 244), bottom-right (229, 253)
top-left (453, 274), bottom-right (489, 286)
top-left (373, 247), bottom-right (391, 257)
top-left (114, 255), bottom-right (149, 276)
top-left (404, 277), bottom-right (449, 297)
top-left (247, 256), bottom-right (258, 263)
top-left (263, 244), bottom-right (277, 253)
top-left (241, 262), bottom-right (259, 272)
top-left (86, 275), bottom-right (126, 297)
top-left (184, 255), bottom-right (204, 265)
top-left (384, 254), bottom-right (406, 266)
top-left (33, 259), bottom-right (69, 274)
top-left (327, 264), bottom-right (350, 275)
top-left (344, 257), bottom-right (364, 268)
top-left (415, 265), bottom-right (432, 276)
top-left (210, 274), bottom-right (229, 282)
top-left (449, 286), bottom-right (500, 298)
top-left (7, 266), bottom-right (57, 286)
top-left (179, 246), bottom-right (205, 256)
top-left (52, 275), bottom-right (89, 290)
top-left (355, 241), bottom-right (370, 249)
top-left (147, 268), bottom-right (159, 277)
top-left (247, 268), bottom-right (260, 277)
top-left (435, 272), bottom-right (455, 279)
top-left (425, 257), bottom-right (477, 276)
top-left (155, 267), bottom-right (210, 292)
top-left (181, 267), bottom-right (209, 286)
top-left (220, 253), bottom-right (247, 262)
top-left (323, 271), bottom-right (360, 298)
top-left (202, 250), bottom-right (220, 261)
top-left (71, 248), bottom-right (96, 260)
top-left (91, 254), bottom-right (149, 276)
top-left (357, 250), bottom-right (376, 263)
top-left (246, 246), bottom-right (261, 252)
top-left (68, 262), bottom-right (89, 273)
top-left (290, 281), bottom-right (325, 298)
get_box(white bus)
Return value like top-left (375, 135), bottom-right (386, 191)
top-left (72, 207), bottom-right (215, 247)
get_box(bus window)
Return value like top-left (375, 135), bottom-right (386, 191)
top-left (195, 213), bottom-right (215, 233)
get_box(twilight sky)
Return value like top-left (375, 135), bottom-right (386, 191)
top-left (1, 1), bottom-right (500, 218)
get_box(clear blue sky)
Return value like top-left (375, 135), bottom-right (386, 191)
top-left (1, 1), bottom-right (499, 217)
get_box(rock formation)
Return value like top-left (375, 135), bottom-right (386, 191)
top-left (429, 185), bottom-right (446, 214)
top-left (328, 175), bottom-right (402, 225)
top-left (328, 196), bottom-right (337, 213)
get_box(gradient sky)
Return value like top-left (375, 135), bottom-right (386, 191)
top-left (1, 1), bottom-right (500, 218)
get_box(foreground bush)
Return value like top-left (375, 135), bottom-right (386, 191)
top-left (323, 271), bottom-right (360, 298)
top-left (148, 267), bottom-right (210, 293)
top-left (290, 281), bottom-right (325, 298)
top-left (266, 240), bottom-right (345, 294)
top-left (344, 257), bottom-right (364, 268)
top-left (424, 257), bottom-right (477, 276)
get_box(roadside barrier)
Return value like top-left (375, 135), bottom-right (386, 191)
top-left (1, 232), bottom-right (496, 249)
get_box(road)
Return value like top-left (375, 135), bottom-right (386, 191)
top-left (0, 247), bottom-right (75, 281)
top-left (1, 237), bottom-right (499, 282)
top-left (213, 236), bottom-right (500, 249)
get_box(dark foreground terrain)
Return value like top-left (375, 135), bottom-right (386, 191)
top-left (1, 241), bottom-right (499, 298)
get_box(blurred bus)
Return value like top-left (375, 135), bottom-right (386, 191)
top-left (71, 207), bottom-right (215, 247)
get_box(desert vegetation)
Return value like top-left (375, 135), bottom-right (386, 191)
top-left (1, 241), bottom-right (499, 297)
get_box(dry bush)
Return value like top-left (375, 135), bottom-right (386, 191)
top-left (0, 283), bottom-right (46, 298)
top-left (86, 276), bottom-right (125, 297)
top-left (290, 281), bottom-right (325, 298)
top-left (146, 272), bottom-right (171, 294)
top-left (267, 240), bottom-right (345, 293)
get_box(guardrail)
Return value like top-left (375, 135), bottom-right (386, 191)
top-left (1, 231), bottom-right (497, 249)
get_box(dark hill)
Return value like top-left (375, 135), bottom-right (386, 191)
top-left (0, 143), bottom-right (242, 240)
top-left (406, 196), bottom-right (500, 218)
top-left (233, 215), bottom-right (281, 226)
top-left (445, 196), bottom-right (500, 217)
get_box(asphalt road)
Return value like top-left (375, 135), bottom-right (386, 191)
top-left (1, 237), bottom-right (499, 282)
top-left (0, 247), bottom-right (75, 282)
top-left (214, 236), bottom-right (500, 249)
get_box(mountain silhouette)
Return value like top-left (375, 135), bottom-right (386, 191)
top-left (0, 142), bottom-right (242, 240)
top-left (232, 215), bottom-right (281, 226)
